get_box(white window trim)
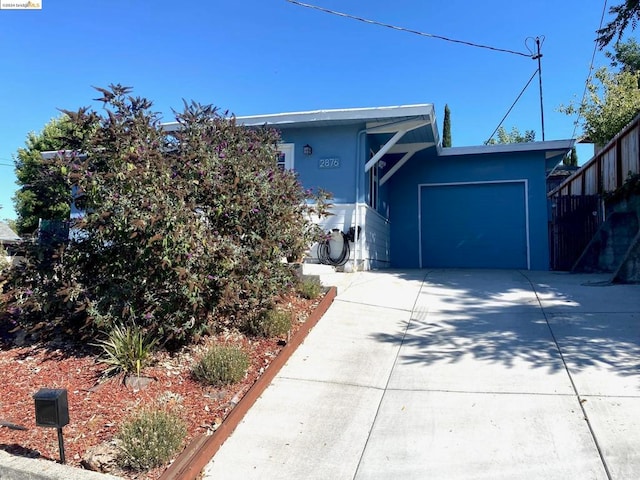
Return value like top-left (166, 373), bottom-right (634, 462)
top-left (277, 143), bottom-right (295, 170)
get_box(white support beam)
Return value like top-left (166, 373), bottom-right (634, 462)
top-left (379, 142), bottom-right (434, 186)
top-left (364, 120), bottom-right (430, 172)
top-left (365, 129), bottom-right (406, 172)
top-left (380, 150), bottom-right (414, 186)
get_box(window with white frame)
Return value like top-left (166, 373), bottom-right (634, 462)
top-left (276, 143), bottom-right (295, 171)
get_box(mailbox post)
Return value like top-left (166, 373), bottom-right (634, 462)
top-left (33, 388), bottom-right (69, 464)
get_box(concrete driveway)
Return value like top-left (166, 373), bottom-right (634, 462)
top-left (202, 269), bottom-right (640, 480)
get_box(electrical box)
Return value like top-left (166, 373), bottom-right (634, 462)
top-left (33, 388), bottom-right (69, 428)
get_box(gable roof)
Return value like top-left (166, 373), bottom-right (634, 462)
top-left (0, 222), bottom-right (20, 244)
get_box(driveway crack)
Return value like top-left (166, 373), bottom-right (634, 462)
top-left (351, 270), bottom-right (432, 479)
top-left (519, 271), bottom-right (613, 480)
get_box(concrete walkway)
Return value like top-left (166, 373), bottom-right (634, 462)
top-left (202, 269), bottom-right (640, 480)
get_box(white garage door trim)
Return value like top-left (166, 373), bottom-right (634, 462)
top-left (417, 179), bottom-right (530, 270)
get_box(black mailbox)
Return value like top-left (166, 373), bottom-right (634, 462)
top-left (33, 388), bottom-right (69, 428)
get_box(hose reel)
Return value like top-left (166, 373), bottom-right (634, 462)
top-left (318, 226), bottom-right (360, 267)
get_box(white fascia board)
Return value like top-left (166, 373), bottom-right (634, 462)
top-left (40, 150), bottom-right (87, 160)
top-left (161, 122), bottom-right (181, 132)
top-left (234, 104), bottom-right (434, 127)
top-left (162, 104), bottom-right (434, 130)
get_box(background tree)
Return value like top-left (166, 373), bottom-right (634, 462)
top-left (442, 104), bottom-right (452, 147)
top-left (596, 0), bottom-right (640, 48)
top-left (561, 39), bottom-right (640, 147)
top-left (13, 116), bottom-right (89, 235)
top-left (485, 126), bottom-right (535, 145)
top-left (605, 37), bottom-right (640, 72)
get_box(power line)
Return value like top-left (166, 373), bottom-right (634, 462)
top-left (571, 0), bottom-right (609, 140)
top-left (485, 69), bottom-right (540, 144)
top-left (286, 0), bottom-right (532, 58)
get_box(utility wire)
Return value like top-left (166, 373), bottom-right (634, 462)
top-left (571, 0), bottom-right (609, 140)
top-left (485, 69), bottom-right (540, 144)
top-left (286, 0), bottom-right (532, 58)
top-left (545, 0), bottom-right (608, 180)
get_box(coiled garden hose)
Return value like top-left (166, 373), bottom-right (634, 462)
top-left (318, 230), bottom-right (350, 266)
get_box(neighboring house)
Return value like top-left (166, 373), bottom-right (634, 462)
top-left (0, 222), bottom-right (20, 249)
top-left (166, 105), bottom-right (572, 270)
top-left (0, 222), bottom-right (21, 265)
top-left (547, 165), bottom-right (579, 193)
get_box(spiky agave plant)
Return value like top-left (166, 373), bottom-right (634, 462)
top-left (93, 323), bottom-right (158, 378)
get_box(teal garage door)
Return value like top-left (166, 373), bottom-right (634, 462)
top-left (420, 181), bottom-right (529, 269)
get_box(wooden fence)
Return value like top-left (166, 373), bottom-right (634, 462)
top-left (548, 112), bottom-right (640, 270)
top-left (549, 113), bottom-right (640, 199)
top-left (549, 195), bottom-right (601, 271)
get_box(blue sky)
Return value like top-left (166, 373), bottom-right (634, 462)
top-left (0, 0), bottom-right (619, 220)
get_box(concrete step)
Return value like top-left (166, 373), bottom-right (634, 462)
top-left (294, 262), bottom-right (360, 295)
top-left (300, 262), bottom-right (336, 277)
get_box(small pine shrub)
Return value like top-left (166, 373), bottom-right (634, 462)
top-left (297, 277), bottom-right (323, 300)
top-left (93, 323), bottom-right (158, 377)
top-left (244, 309), bottom-right (292, 338)
top-left (116, 406), bottom-right (186, 471)
top-left (192, 345), bottom-right (249, 386)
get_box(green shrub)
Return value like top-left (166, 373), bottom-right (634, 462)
top-left (297, 277), bottom-right (323, 300)
top-left (93, 323), bottom-right (158, 377)
top-left (192, 344), bottom-right (249, 386)
top-left (116, 406), bottom-right (186, 471)
top-left (244, 308), bottom-right (292, 338)
top-left (0, 243), bottom-right (85, 339)
top-left (0, 84), bottom-right (334, 347)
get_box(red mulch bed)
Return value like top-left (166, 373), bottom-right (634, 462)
top-left (0, 292), bottom-right (323, 479)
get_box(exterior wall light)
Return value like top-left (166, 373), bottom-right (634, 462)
top-left (303, 144), bottom-right (313, 156)
top-left (33, 388), bottom-right (69, 463)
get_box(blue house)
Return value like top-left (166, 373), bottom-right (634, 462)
top-left (226, 104), bottom-right (573, 271)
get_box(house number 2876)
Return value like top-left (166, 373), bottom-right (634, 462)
top-left (319, 157), bottom-right (340, 169)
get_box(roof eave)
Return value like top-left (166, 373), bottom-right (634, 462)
top-left (162, 104), bottom-right (435, 131)
top-left (439, 139), bottom-right (575, 157)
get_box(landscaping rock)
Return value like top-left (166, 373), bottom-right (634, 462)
top-left (123, 375), bottom-right (154, 390)
top-left (81, 440), bottom-right (121, 473)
